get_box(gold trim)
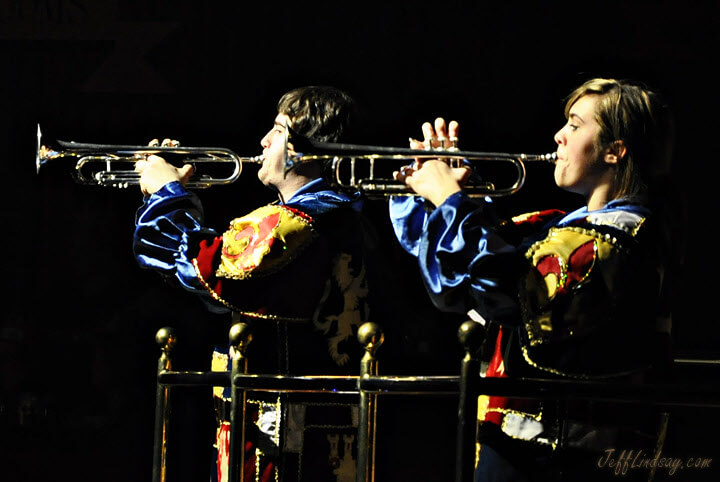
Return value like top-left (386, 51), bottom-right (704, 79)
top-left (631, 216), bottom-right (646, 236)
top-left (216, 204), bottom-right (317, 281)
top-left (521, 345), bottom-right (591, 379)
top-left (192, 258), bottom-right (309, 323)
top-left (521, 345), bottom-right (644, 380)
top-left (524, 226), bottom-right (619, 262)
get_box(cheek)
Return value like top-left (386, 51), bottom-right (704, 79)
top-left (553, 159), bottom-right (582, 189)
top-left (581, 139), bottom-right (597, 159)
top-left (575, 131), bottom-right (598, 158)
top-left (267, 141), bottom-right (285, 161)
top-left (553, 162), bottom-right (565, 186)
top-left (256, 163), bottom-right (268, 182)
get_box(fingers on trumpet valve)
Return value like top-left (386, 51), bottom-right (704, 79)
top-left (403, 117), bottom-right (461, 179)
top-left (134, 153), bottom-right (167, 172)
top-left (147, 138), bottom-right (180, 147)
top-left (410, 118), bottom-right (459, 151)
top-left (434, 118), bottom-right (448, 149)
top-left (447, 120), bottom-right (459, 150)
top-left (433, 118), bottom-right (460, 150)
top-left (161, 138), bottom-right (180, 147)
top-left (138, 138), bottom-right (179, 170)
top-left (421, 121), bottom-right (436, 150)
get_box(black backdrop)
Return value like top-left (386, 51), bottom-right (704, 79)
top-left (2, 1), bottom-right (719, 481)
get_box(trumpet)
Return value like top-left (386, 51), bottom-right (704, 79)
top-left (286, 132), bottom-right (557, 198)
top-left (35, 124), bottom-right (263, 189)
top-left (36, 124), bottom-right (556, 197)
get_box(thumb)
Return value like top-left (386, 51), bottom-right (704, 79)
top-left (179, 164), bottom-right (195, 183)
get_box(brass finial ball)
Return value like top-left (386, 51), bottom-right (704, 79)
top-left (457, 320), bottom-right (484, 352)
top-left (155, 327), bottom-right (177, 351)
top-left (229, 322), bottom-right (253, 348)
top-left (357, 322), bottom-right (384, 351)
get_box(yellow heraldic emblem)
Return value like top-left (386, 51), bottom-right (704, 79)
top-left (526, 227), bottom-right (617, 301)
top-left (523, 227), bottom-right (618, 344)
top-left (216, 205), bottom-right (316, 280)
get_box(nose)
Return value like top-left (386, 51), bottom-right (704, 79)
top-left (554, 126), bottom-right (565, 146)
top-left (260, 130), bottom-right (271, 149)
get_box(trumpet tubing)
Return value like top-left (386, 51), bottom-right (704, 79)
top-left (35, 125), bottom-right (263, 189)
top-left (286, 134), bottom-right (557, 198)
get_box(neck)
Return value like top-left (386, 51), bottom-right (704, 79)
top-left (276, 162), bottom-right (323, 203)
top-left (585, 165), bottom-right (619, 211)
top-left (276, 174), bottom-right (318, 203)
top-left (586, 186), bottom-right (614, 211)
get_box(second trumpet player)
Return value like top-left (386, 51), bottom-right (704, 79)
top-left (389, 78), bottom-right (677, 482)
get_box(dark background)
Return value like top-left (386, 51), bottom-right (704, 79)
top-left (2, 1), bottom-right (719, 481)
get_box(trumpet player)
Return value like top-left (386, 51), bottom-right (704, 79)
top-left (390, 78), bottom-right (677, 482)
top-left (133, 86), bottom-right (378, 482)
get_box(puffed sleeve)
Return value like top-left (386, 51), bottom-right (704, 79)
top-left (133, 182), bottom-right (325, 319)
top-left (388, 196), bottom-right (432, 257)
top-left (133, 181), bottom-right (225, 307)
top-left (390, 192), bottom-right (524, 324)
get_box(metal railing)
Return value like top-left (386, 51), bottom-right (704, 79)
top-left (152, 320), bottom-right (720, 482)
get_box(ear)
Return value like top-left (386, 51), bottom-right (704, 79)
top-left (286, 141), bottom-right (296, 157)
top-left (604, 140), bottom-right (627, 165)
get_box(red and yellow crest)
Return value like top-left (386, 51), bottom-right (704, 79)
top-left (523, 227), bottom-right (618, 344)
top-left (216, 205), bottom-right (315, 280)
top-left (526, 227), bottom-right (614, 300)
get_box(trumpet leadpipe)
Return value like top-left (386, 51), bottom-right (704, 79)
top-left (519, 152), bottom-right (557, 164)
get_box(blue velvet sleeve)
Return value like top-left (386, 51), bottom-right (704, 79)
top-left (389, 192), bottom-right (523, 324)
top-left (133, 182), bottom-right (227, 311)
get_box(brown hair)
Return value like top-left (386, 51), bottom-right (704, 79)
top-left (277, 86), bottom-right (357, 143)
top-left (564, 78), bottom-right (674, 200)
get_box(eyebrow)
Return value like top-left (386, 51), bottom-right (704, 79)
top-left (569, 113), bottom-right (585, 123)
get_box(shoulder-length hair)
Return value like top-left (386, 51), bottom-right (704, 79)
top-left (564, 78), bottom-right (674, 200)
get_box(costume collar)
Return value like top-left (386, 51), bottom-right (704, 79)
top-left (559, 198), bottom-right (650, 224)
top-left (283, 178), bottom-right (363, 214)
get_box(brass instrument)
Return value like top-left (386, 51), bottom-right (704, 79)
top-left (35, 124), bottom-right (263, 189)
top-left (287, 132), bottom-right (557, 198)
top-left (36, 124), bottom-right (556, 197)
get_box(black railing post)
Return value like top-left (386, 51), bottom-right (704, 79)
top-left (228, 322), bottom-right (253, 482)
top-left (456, 321), bottom-right (484, 482)
top-left (356, 322), bottom-right (384, 482)
top-left (153, 327), bottom-right (177, 482)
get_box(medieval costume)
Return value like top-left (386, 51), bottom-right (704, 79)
top-left (389, 192), bottom-right (672, 481)
top-left (135, 178), bottom-right (375, 482)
